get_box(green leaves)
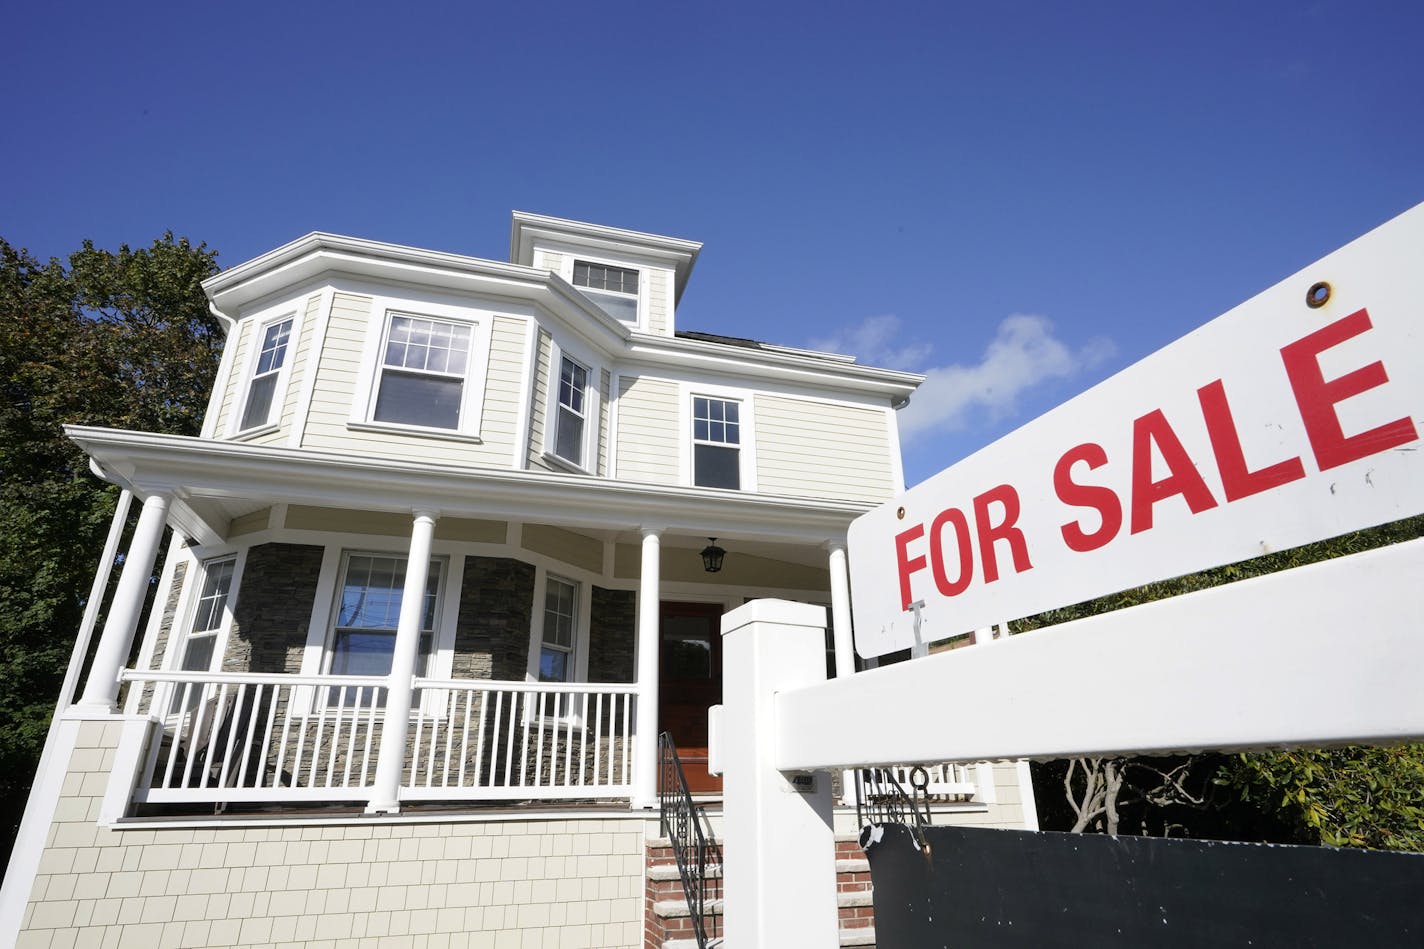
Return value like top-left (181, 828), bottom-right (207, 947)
top-left (0, 232), bottom-right (221, 859)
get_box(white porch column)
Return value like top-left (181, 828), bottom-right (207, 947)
top-left (632, 527), bottom-right (662, 809)
top-left (366, 509), bottom-right (438, 815)
top-left (78, 491), bottom-right (171, 710)
top-left (827, 541), bottom-right (855, 678)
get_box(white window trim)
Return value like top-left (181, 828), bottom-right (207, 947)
top-left (682, 384), bottom-right (758, 492)
top-left (165, 551), bottom-right (246, 675)
top-left (559, 252), bottom-right (648, 331)
top-left (228, 304), bottom-right (303, 438)
top-left (524, 566), bottom-right (592, 725)
top-left (296, 546), bottom-right (457, 717)
top-left (348, 294), bottom-right (494, 441)
top-left (541, 339), bottom-right (602, 474)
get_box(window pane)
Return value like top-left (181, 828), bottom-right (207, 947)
top-left (240, 375), bottom-right (277, 430)
top-left (374, 371), bottom-right (462, 428)
top-left (179, 634), bottom-right (216, 673)
top-left (539, 648), bottom-right (569, 682)
top-left (584, 290), bottom-right (637, 323)
top-left (555, 407), bottom-right (584, 464)
top-left (191, 559), bottom-right (235, 633)
top-left (662, 633), bottom-right (712, 678)
top-left (694, 444), bottom-right (740, 489)
top-left (331, 630), bottom-right (396, 676)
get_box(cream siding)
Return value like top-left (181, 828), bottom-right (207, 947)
top-left (526, 329), bottom-right (554, 471)
top-left (298, 293), bottom-right (521, 468)
top-left (533, 248), bottom-right (564, 273)
top-left (614, 376), bottom-right (679, 485)
top-left (242, 293), bottom-right (322, 447)
top-left (754, 394), bottom-right (896, 502)
top-left (481, 315), bottom-right (527, 459)
top-left (598, 368), bottom-right (611, 476)
top-left (211, 319), bottom-right (253, 436)
top-left (522, 524), bottom-right (604, 574)
top-left (646, 268), bottom-right (671, 336)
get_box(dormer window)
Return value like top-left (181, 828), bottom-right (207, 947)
top-left (572, 260), bottom-right (639, 324)
top-left (373, 314), bottom-right (472, 430)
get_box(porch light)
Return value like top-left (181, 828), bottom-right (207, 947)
top-left (700, 538), bottom-right (726, 573)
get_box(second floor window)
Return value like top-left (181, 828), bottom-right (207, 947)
top-left (693, 396), bottom-right (741, 489)
top-left (573, 260), bottom-right (639, 324)
top-left (374, 314), bottom-right (472, 430)
top-left (240, 318), bottom-right (293, 431)
top-left (554, 356), bottom-right (589, 466)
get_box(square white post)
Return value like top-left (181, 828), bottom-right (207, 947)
top-left (721, 599), bottom-right (838, 946)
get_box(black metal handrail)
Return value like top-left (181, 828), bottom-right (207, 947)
top-left (659, 732), bottom-right (717, 949)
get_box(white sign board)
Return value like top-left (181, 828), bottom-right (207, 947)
top-left (850, 202), bottom-right (1424, 659)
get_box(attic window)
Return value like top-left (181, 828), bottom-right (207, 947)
top-left (573, 260), bottom-right (639, 323)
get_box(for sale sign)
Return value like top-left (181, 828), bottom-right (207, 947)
top-left (849, 203), bottom-right (1424, 659)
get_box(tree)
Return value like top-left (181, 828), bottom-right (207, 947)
top-left (1018, 514), bottom-right (1424, 849)
top-left (0, 234), bottom-right (221, 870)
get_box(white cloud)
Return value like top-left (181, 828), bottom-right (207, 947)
top-left (813, 313), bottom-right (1115, 443)
top-left (810, 314), bottom-right (934, 369)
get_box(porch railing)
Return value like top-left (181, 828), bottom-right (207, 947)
top-left (120, 670), bottom-right (637, 807)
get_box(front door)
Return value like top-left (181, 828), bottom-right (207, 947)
top-left (658, 601), bottom-right (724, 794)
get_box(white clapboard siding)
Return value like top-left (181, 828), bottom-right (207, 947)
top-left (526, 329), bottom-right (554, 471)
top-left (480, 315), bottom-right (527, 460)
top-left (647, 269), bottom-right (671, 336)
top-left (615, 376), bottom-right (680, 484)
top-left (211, 318), bottom-right (252, 435)
top-left (300, 293), bottom-right (522, 467)
top-left (598, 368), bottom-right (611, 476)
top-left (754, 395), bottom-right (896, 502)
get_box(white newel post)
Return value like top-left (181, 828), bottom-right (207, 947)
top-left (78, 491), bottom-right (172, 710)
top-left (721, 599), bottom-right (839, 946)
top-left (632, 527), bottom-right (661, 809)
top-left (827, 541), bottom-right (855, 678)
top-left (367, 509), bottom-right (437, 814)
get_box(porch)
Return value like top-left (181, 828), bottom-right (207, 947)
top-left (67, 428), bottom-right (869, 818)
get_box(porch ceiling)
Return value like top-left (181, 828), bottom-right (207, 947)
top-left (68, 426), bottom-right (874, 549)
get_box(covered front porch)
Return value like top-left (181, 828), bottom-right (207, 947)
top-left (67, 427), bottom-right (864, 817)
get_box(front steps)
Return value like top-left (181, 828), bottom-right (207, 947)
top-left (646, 836), bottom-right (876, 948)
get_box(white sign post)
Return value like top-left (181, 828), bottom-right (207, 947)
top-left (850, 203), bottom-right (1424, 658)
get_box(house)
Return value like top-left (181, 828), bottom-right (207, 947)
top-left (1, 213), bottom-right (1038, 948)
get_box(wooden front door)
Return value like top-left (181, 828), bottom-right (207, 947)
top-left (658, 601), bottom-right (724, 794)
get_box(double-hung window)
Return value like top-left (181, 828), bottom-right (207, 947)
top-left (539, 575), bottom-right (578, 683)
top-left (373, 314), bottom-right (472, 430)
top-left (692, 396), bottom-right (742, 489)
top-left (328, 553), bottom-right (442, 704)
top-left (171, 557), bottom-right (236, 712)
top-left (572, 260), bottom-right (639, 324)
top-left (553, 356), bottom-right (590, 467)
top-left (239, 317), bottom-right (293, 431)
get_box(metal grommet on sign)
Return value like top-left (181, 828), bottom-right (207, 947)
top-left (896, 506), bottom-right (906, 520)
top-left (1306, 281), bottom-right (1331, 309)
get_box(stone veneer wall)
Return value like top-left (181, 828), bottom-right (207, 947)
top-left (16, 719), bottom-right (647, 949)
top-left (222, 544), bottom-right (325, 674)
top-left (586, 587), bottom-right (635, 683)
top-left (451, 556), bottom-right (535, 681)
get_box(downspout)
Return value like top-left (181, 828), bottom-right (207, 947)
top-left (199, 299), bottom-right (239, 439)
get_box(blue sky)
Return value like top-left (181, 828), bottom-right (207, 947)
top-left (6, 1), bottom-right (1421, 485)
